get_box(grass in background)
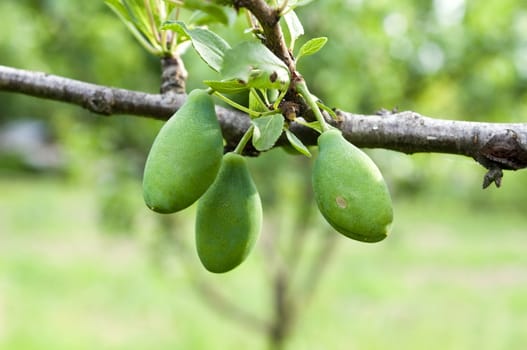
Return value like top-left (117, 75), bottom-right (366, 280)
top-left (1, 176), bottom-right (527, 350)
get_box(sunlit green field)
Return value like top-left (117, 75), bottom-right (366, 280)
top-left (1, 174), bottom-right (527, 350)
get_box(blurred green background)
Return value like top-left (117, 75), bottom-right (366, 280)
top-left (1, 1), bottom-right (527, 349)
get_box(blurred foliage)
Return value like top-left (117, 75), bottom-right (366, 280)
top-left (1, 0), bottom-right (527, 228)
top-left (2, 178), bottom-right (527, 349)
top-left (296, 0), bottom-right (527, 122)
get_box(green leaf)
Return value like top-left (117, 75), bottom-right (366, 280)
top-left (105, 0), bottom-right (160, 54)
top-left (296, 37), bottom-right (328, 62)
top-left (187, 27), bottom-right (231, 72)
top-left (295, 118), bottom-right (323, 133)
top-left (283, 10), bottom-right (304, 49)
top-left (204, 80), bottom-right (248, 94)
top-left (286, 0), bottom-right (315, 10)
top-left (123, 0), bottom-right (153, 38)
top-left (162, 21), bottom-right (230, 72)
top-left (285, 129), bottom-right (312, 157)
top-left (184, 0), bottom-right (236, 25)
top-left (222, 42), bottom-right (290, 90)
top-left (251, 114), bottom-right (285, 151)
top-left (105, 0), bottom-right (132, 22)
top-left (249, 90), bottom-right (269, 113)
top-left (316, 101), bottom-right (340, 121)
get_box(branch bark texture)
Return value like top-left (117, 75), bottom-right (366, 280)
top-left (2, 64), bottom-right (527, 186)
top-left (0, 65), bottom-right (250, 146)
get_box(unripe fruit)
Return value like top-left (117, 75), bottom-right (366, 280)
top-left (195, 153), bottom-right (262, 273)
top-left (312, 129), bottom-right (393, 242)
top-left (142, 89), bottom-right (224, 213)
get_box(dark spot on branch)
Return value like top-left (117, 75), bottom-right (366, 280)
top-left (87, 90), bottom-right (112, 115)
top-left (478, 130), bottom-right (527, 170)
top-left (475, 129), bottom-right (527, 188)
top-left (160, 56), bottom-right (187, 94)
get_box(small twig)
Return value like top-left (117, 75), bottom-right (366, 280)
top-left (284, 160), bottom-right (315, 278)
top-left (260, 218), bottom-right (293, 350)
top-left (166, 219), bottom-right (271, 334)
top-left (194, 280), bottom-right (271, 334)
top-left (269, 265), bottom-right (292, 350)
top-left (300, 230), bottom-right (338, 304)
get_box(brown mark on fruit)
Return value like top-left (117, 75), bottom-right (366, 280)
top-left (336, 196), bottom-right (348, 208)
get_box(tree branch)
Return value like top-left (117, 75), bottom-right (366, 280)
top-left (0, 64), bottom-right (250, 147)
top-left (2, 64), bottom-right (527, 186)
top-left (0, 64), bottom-right (182, 119)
